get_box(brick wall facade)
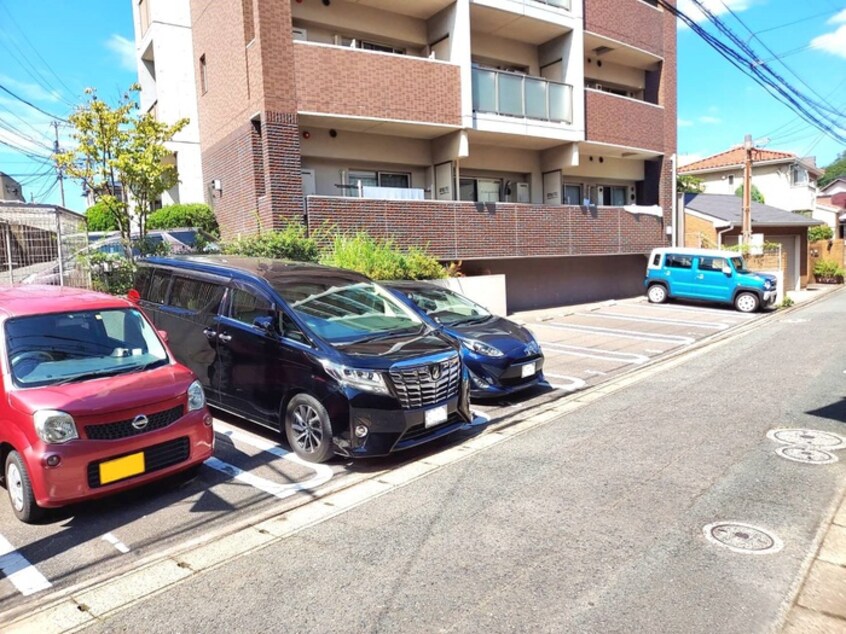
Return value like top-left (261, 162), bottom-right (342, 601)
top-left (585, 91), bottom-right (666, 153)
top-left (306, 197), bottom-right (663, 260)
top-left (584, 0), bottom-right (666, 57)
top-left (294, 44), bottom-right (462, 126)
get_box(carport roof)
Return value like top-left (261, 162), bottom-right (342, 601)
top-left (683, 193), bottom-right (822, 228)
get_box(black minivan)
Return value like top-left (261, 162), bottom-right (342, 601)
top-left (132, 256), bottom-right (472, 462)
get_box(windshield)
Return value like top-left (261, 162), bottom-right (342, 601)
top-left (275, 281), bottom-right (423, 344)
top-left (730, 256), bottom-right (749, 274)
top-left (6, 308), bottom-right (169, 388)
top-left (403, 286), bottom-right (491, 326)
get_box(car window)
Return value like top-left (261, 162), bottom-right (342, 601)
top-left (280, 311), bottom-right (309, 345)
top-left (147, 270), bottom-right (171, 304)
top-left (665, 254), bottom-right (692, 269)
top-left (134, 268), bottom-right (152, 299)
top-left (6, 309), bottom-right (169, 388)
top-left (170, 277), bottom-right (225, 314)
top-left (404, 287), bottom-right (490, 326)
top-left (230, 288), bottom-right (272, 326)
top-left (698, 257), bottom-right (728, 272)
top-left (652, 253), bottom-right (661, 267)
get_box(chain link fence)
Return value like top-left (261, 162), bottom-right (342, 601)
top-left (0, 204), bottom-right (89, 288)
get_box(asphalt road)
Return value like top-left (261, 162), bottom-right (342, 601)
top-left (74, 291), bottom-right (846, 633)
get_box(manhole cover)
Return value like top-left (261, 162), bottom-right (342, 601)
top-left (703, 522), bottom-right (783, 554)
top-left (767, 429), bottom-right (846, 450)
top-left (776, 446), bottom-right (838, 465)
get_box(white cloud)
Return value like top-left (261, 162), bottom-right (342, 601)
top-left (698, 115), bottom-right (722, 124)
top-left (105, 34), bottom-right (136, 72)
top-left (678, 118), bottom-right (694, 127)
top-left (677, 0), bottom-right (756, 27)
top-left (0, 74), bottom-right (61, 103)
top-left (811, 21), bottom-right (846, 59)
top-left (678, 153), bottom-right (705, 166)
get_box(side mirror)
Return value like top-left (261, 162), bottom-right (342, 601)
top-left (157, 329), bottom-right (169, 343)
top-left (721, 265), bottom-right (732, 276)
top-left (253, 315), bottom-right (276, 334)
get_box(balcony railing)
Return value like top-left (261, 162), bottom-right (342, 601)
top-left (533, 0), bottom-right (571, 9)
top-left (472, 67), bottom-right (573, 123)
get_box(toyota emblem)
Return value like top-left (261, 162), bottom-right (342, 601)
top-left (131, 414), bottom-right (149, 430)
top-left (430, 364), bottom-right (442, 380)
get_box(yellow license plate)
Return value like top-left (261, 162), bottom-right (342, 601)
top-left (99, 452), bottom-right (145, 485)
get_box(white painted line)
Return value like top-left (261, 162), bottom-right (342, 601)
top-left (101, 532), bottom-right (130, 554)
top-left (207, 423), bottom-right (333, 498)
top-left (215, 422), bottom-right (334, 483)
top-left (584, 370), bottom-right (607, 376)
top-left (0, 534), bottom-right (51, 596)
top-left (539, 342), bottom-right (649, 364)
top-left (543, 373), bottom-right (587, 392)
top-left (533, 322), bottom-right (694, 345)
top-left (640, 303), bottom-right (757, 318)
top-left (582, 312), bottom-right (729, 329)
top-left (644, 348), bottom-right (664, 354)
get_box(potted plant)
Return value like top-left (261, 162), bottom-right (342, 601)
top-left (813, 259), bottom-right (845, 284)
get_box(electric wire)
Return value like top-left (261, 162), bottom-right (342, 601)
top-left (0, 85), bottom-right (69, 123)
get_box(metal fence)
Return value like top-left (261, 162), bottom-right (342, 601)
top-left (0, 205), bottom-right (89, 288)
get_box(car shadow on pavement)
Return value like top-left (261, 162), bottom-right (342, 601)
top-left (806, 397), bottom-right (846, 426)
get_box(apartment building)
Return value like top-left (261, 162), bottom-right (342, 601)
top-left (132, 0), bottom-right (204, 206)
top-left (188, 0), bottom-right (676, 310)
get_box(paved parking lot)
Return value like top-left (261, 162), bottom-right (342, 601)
top-left (0, 297), bottom-right (768, 618)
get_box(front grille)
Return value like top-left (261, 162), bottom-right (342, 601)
top-left (85, 405), bottom-right (184, 440)
top-left (87, 436), bottom-right (190, 488)
top-left (389, 354), bottom-right (461, 409)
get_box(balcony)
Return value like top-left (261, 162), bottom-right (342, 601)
top-left (293, 42), bottom-right (462, 130)
top-left (472, 67), bottom-right (573, 123)
top-left (585, 89), bottom-right (665, 153)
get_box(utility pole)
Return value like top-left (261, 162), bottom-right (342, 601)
top-left (52, 120), bottom-right (65, 208)
top-left (742, 134), bottom-right (753, 246)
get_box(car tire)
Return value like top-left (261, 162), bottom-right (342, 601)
top-left (284, 394), bottom-right (334, 463)
top-left (734, 291), bottom-right (760, 313)
top-left (647, 284), bottom-right (668, 304)
top-left (5, 451), bottom-right (44, 524)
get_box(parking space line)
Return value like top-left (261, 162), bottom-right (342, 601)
top-left (585, 370), bottom-right (607, 376)
top-left (636, 303), bottom-right (757, 318)
top-left (0, 534), bottom-right (51, 596)
top-left (543, 374), bottom-right (587, 392)
top-left (534, 322), bottom-right (694, 345)
top-left (583, 312), bottom-right (730, 330)
top-left (101, 533), bottom-right (130, 555)
top-left (539, 342), bottom-right (649, 364)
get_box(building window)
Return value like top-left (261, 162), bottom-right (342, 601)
top-left (602, 186), bottom-right (627, 206)
top-left (791, 164), bottom-right (808, 186)
top-left (459, 178), bottom-right (501, 203)
top-left (199, 54), bottom-right (207, 94)
top-left (563, 184), bottom-right (582, 205)
top-left (348, 170), bottom-right (411, 191)
top-left (728, 175), bottom-right (735, 186)
top-left (334, 35), bottom-right (405, 55)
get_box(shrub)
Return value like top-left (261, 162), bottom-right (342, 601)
top-left (734, 184), bottom-right (765, 203)
top-left (147, 203), bottom-right (219, 237)
top-left (86, 252), bottom-right (136, 295)
top-left (808, 225), bottom-right (834, 242)
top-left (85, 201), bottom-right (118, 232)
top-left (222, 220), bottom-right (319, 262)
top-left (320, 233), bottom-right (447, 280)
top-left (813, 259), bottom-right (845, 280)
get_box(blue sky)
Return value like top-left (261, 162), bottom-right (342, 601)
top-left (0, 1), bottom-right (844, 211)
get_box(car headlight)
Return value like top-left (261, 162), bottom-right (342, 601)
top-left (187, 380), bottom-right (206, 411)
top-left (462, 339), bottom-right (504, 357)
top-left (321, 360), bottom-right (389, 395)
top-left (763, 279), bottom-right (772, 290)
top-left (33, 410), bottom-right (78, 444)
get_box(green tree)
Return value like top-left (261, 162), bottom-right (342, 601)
top-left (85, 201), bottom-right (118, 232)
top-left (57, 86), bottom-right (187, 253)
top-left (819, 150), bottom-right (846, 189)
top-left (734, 183), bottom-right (765, 204)
top-left (677, 174), bottom-right (704, 194)
top-left (147, 203), bottom-right (219, 237)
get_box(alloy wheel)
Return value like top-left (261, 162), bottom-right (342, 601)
top-left (292, 404), bottom-right (323, 453)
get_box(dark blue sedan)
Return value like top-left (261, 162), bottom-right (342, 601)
top-left (386, 282), bottom-right (544, 399)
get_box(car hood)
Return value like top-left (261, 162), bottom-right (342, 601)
top-left (741, 271), bottom-right (778, 284)
top-left (447, 316), bottom-right (538, 356)
top-left (9, 363), bottom-right (194, 417)
top-left (332, 330), bottom-right (458, 366)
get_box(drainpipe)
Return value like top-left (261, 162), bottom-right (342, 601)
top-left (670, 153), bottom-right (678, 246)
top-left (716, 222), bottom-right (734, 248)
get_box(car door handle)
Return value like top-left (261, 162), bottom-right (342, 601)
top-left (696, 274), bottom-right (704, 279)
top-left (218, 333), bottom-right (232, 343)
top-left (202, 328), bottom-right (217, 340)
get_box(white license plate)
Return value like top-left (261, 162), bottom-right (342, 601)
top-left (521, 362), bottom-right (536, 378)
top-left (425, 405), bottom-right (448, 428)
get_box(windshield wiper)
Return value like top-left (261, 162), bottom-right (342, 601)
top-left (53, 359), bottom-right (167, 385)
top-left (337, 324), bottom-right (426, 347)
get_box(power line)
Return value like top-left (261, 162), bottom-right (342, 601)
top-left (0, 84), bottom-right (68, 123)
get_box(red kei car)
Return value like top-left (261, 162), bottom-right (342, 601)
top-left (0, 285), bottom-right (214, 523)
